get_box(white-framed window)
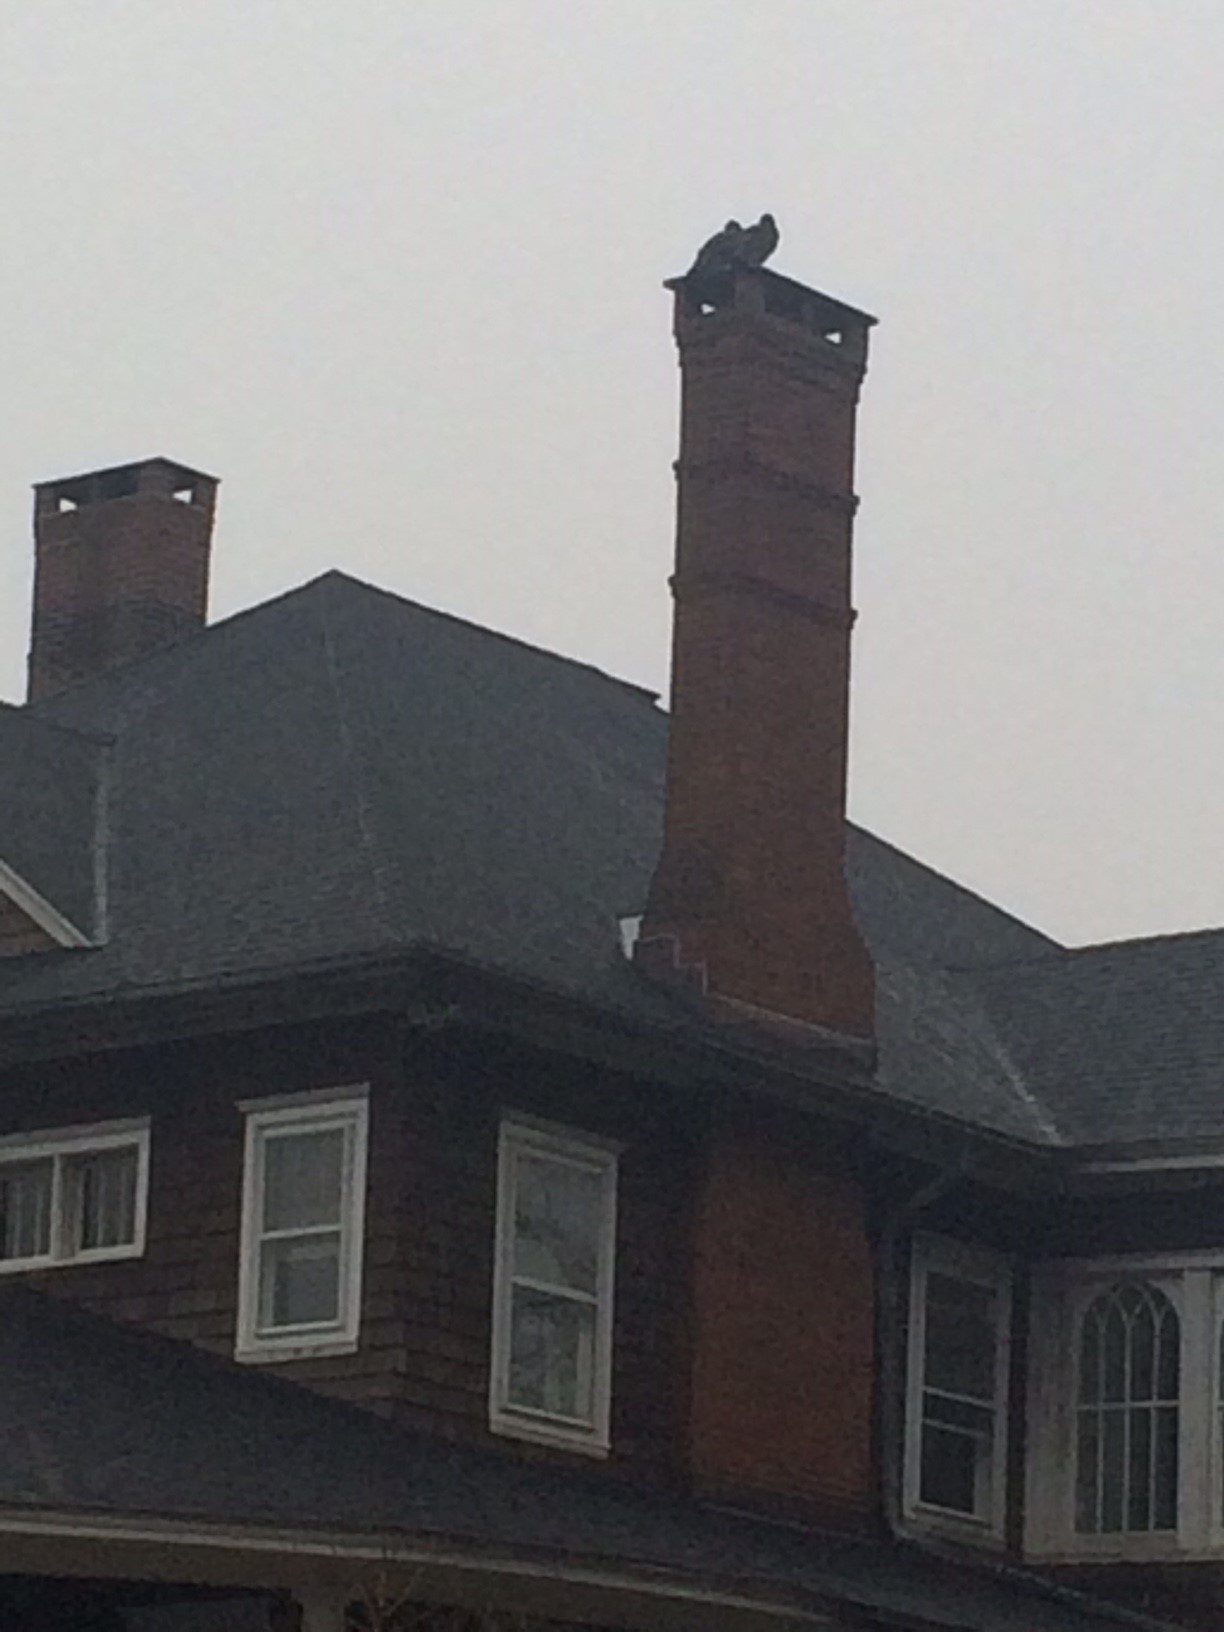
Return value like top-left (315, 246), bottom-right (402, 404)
top-left (235, 1087), bottom-right (369, 1364)
top-left (0, 1118), bottom-right (150, 1272)
top-left (905, 1234), bottom-right (1012, 1540)
top-left (489, 1115), bottom-right (618, 1455)
top-left (1026, 1254), bottom-right (1224, 1561)
top-left (1076, 1281), bottom-right (1180, 1536)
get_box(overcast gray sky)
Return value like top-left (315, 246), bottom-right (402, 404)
top-left (3, 1), bottom-right (1222, 949)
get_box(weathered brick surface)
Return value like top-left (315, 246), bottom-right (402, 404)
top-left (641, 278), bottom-right (875, 1035)
top-left (686, 1105), bottom-right (877, 1521)
top-left (28, 462), bottom-right (216, 700)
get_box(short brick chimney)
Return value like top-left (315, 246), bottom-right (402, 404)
top-left (27, 457), bottom-right (218, 702)
top-left (637, 265), bottom-right (876, 1037)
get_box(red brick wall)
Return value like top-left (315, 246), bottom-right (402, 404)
top-left (687, 1108), bottom-right (876, 1520)
top-left (29, 475), bottom-right (215, 699)
top-left (641, 278), bottom-right (874, 1035)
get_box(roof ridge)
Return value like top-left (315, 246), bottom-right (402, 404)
top-left (315, 581), bottom-right (397, 942)
top-left (894, 955), bottom-right (1067, 1145)
top-left (1064, 922), bottom-right (1224, 957)
top-left (18, 572), bottom-right (339, 711)
top-left (849, 821), bottom-right (1062, 953)
top-left (318, 568), bottom-right (662, 704)
top-left (22, 567), bottom-right (664, 714)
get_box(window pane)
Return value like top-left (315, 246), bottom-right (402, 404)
top-left (1101, 1408), bottom-right (1125, 1533)
top-left (1076, 1411), bottom-right (1101, 1534)
top-left (508, 1285), bottom-right (596, 1421)
top-left (263, 1128), bottom-right (345, 1232)
top-left (1154, 1404), bottom-right (1178, 1532)
top-left (68, 1145), bottom-right (138, 1251)
top-left (513, 1153), bottom-right (602, 1294)
top-left (924, 1271), bottom-right (996, 1403)
top-left (0, 1159), bottom-right (52, 1260)
top-left (260, 1231), bottom-right (341, 1329)
top-left (1076, 1284), bottom-right (1179, 1536)
top-left (1127, 1407), bottom-right (1152, 1531)
top-left (1101, 1303), bottom-right (1127, 1403)
top-left (920, 1423), bottom-right (981, 1515)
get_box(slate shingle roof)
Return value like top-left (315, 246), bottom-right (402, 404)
top-left (0, 1284), bottom-right (1179, 1632)
top-left (0, 703), bottom-right (110, 938)
top-left (0, 568), bottom-right (1216, 1153)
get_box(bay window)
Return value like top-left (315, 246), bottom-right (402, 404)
top-left (1026, 1257), bottom-right (1224, 1558)
top-left (905, 1235), bottom-right (1012, 1538)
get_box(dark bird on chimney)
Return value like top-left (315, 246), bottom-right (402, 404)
top-left (736, 212), bottom-right (780, 268)
top-left (685, 219), bottom-right (745, 282)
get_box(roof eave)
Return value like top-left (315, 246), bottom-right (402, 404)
top-left (0, 942), bottom-right (1068, 1185)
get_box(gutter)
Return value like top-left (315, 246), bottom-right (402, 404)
top-left (0, 1504), bottom-right (839, 1629)
top-left (0, 941), bottom-right (1067, 1186)
top-left (0, 1500), bottom-right (1179, 1632)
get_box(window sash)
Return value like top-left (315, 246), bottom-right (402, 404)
top-left (905, 1236), bottom-right (1011, 1536)
top-left (0, 1120), bottom-right (149, 1272)
top-left (490, 1118), bottom-right (617, 1451)
top-left (1074, 1281), bottom-right (1181, 1537)
top-left (236, 1090), bottom-right (369, 1361)
top-left (1025, 1262), bottom-right (1224, 1559)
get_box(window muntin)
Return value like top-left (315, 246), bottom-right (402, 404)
top-left (236, 1090), bottom-right (369, 1362)
top-left (1024, 1260), bottom-right (1224, 1560)
top-left (1076, 1282), bottom-right (1180, 1536)
top-left (0, 1121), bottom-right (149, 1272)
top-left (490, 1118), bottom-right (617, 1452)
top-left (906, 1237), bottom-right (1011, 1536)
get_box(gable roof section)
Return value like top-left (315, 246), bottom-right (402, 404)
top-left (5, 568), bottom-right (1170, 1152)
top-left (0, 869), bottom-right (83, 955)
top-left (0, 1285), bottom-right (1180, 1632)
top-left (0, 704), bottom-right (108, 948)
top-left (964, 930), bottom-right (1224, 1153)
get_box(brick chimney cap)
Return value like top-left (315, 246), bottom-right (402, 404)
top-left (665, 264), bottom-right (877, 332)
top-left (33, 456), bottom-right (219, 500)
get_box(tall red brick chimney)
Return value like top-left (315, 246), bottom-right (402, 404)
top-left (27, 458), bottom-right (218, 702)
top-left (637, 263), bottom-right (876, 1038)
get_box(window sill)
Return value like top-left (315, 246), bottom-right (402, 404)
top-left (490, 1410), bottom-right (610, 1458)
top-left (235, 1336), bottom-right (359, 1365)
top-left (0, 1242), bottom-right (144, 1275)
top-left (1027, 1534), bottom-right (1190, 1565)
top-left (903, 1505), bottom-right (1006, 1550)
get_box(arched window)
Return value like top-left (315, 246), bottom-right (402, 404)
top-left (1075, 1282), bottom-right (1179, 1534)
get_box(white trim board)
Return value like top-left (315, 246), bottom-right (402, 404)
top-left (0, 855), bottom-right (91, 947)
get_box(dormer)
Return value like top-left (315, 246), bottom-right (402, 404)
top-left (0, 706), bottom-right (109, 956)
